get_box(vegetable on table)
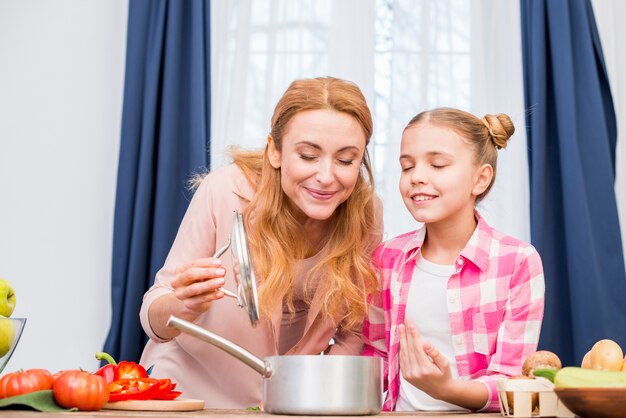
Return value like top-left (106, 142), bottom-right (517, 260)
top-left (588, 339), bottom-right (623, 371)
top-left (94, 352), bottom-right (181, 402)
top-left (95, 352), bottom-right (149, 383)
top-left (108, 378), bottom-right (160, 402)
top-left (52, 369), bottom-right (109, 411)
top-left (522, 350), bottom-right (561, 376)
top-left (0, 369), bottom-right (54, 398)
top-left (108, 377), bottom-right (181, 402)
top-left (534, 366), bottom-right (626, 388)
top-left (153, 378), bottom-right (182, 400)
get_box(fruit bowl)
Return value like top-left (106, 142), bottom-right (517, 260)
top-left (0, 317), bottom-right (26, 374)
top-left (554, 387), bottom-right (626, 418)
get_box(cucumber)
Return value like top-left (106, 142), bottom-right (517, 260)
top-left (534, 367), bottom-right (626, 388)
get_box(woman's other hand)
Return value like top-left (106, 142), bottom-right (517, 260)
top-left (172, 257), bottom-right (227, 314)
top-left (146, 257), bottom-right (226, 340)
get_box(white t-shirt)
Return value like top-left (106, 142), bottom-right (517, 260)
top-left (395, 252), bottom-right (469, 412)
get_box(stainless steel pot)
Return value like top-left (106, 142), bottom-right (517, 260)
top-left (167, 315), bottom-right (383, 415)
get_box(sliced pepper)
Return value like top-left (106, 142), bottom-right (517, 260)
top-left (116, 361), bottom-right (149, 380)
top-left (107, 377), bottom-right (182, 402)
top-left (108, 378), bottom-right (161, 402)
top-left (95, 352), bottom-right (149, 383)
top-left (152, 378), bottom-right (182, 400)
top-left (155, 390), bottom-right (182, 400)
top-left (155, 378), bottom-right (172, 393)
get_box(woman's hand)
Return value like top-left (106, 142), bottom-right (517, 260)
top-left (398, 321), bottom-right (453, 400)
top-left (171, 257), bottom-right (227, 315)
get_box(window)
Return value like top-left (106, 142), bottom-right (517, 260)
top-left (372, 0), bottom-right (470, 206)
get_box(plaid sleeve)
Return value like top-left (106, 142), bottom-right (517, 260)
top-left (477, 246), bottom-right (545, 411)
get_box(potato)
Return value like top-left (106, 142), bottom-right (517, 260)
top-left (589, 339), bottom-right (623, 371)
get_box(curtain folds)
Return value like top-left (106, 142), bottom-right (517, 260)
top-left (210, 0), bottom-right (375, 169)
top-left (521, 0), bottom-right (626, 366)
top-left (210, 0), bottom-right (529, 241)
top-left (592, 0), bottom-right (626, 268)
top-left (103, 0), bottom-right (210, 362)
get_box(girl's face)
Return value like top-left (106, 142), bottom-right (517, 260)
top-left (399, 122), bottom-right (491, 227)
top-left (268, 109), bottom-right (366, 223)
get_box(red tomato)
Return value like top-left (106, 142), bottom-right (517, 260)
top-left (51, 370), bottom-right (71, 382)
top-left (0, 369), bottom-right (54, 398)
top-left (53, 370), bottom-right (109, 411)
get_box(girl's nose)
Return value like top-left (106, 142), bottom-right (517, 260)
top-left (411, 165), bottom-right (427, 185)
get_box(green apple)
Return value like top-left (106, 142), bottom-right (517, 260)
top-left (0, 279), bottom-right (16, 318)
top-left (0, 317), bottom-right (15, 358)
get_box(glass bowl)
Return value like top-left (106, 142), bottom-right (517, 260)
top-left (0, 317), bottom-right (26, 374)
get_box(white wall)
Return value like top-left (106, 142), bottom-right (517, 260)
top-left (0, 0), bottom-right (127, 373)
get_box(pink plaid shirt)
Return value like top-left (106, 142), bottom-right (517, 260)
top-left (362, 213), bottom-right (545, 411)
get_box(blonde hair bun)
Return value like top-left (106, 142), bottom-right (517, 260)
top-left (482, 113), bottom-right (515, 150)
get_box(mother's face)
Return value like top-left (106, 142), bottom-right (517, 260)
top-left (268, 109), bottom-right (366, 222)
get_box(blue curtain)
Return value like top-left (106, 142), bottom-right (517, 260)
top-left (521, 0), bottom-right (626, 366)
top-left (103, 0), bottom-right (211, 362)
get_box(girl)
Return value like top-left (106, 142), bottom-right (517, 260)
top-left (362, 108), bottom-right (545, 412)
top-left (140, 77), bottom-right (382, 407)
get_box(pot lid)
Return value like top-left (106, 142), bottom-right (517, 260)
top-left (230, 210), bottom-right (260, 327)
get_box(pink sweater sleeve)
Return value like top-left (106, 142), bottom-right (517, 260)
top-left (139, 170), bottom-right (221, 342)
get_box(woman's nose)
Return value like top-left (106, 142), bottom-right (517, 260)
top-left (316, 160), bottom-right (334, 184)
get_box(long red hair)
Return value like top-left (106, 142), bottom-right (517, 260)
top-left (232, 77), bottom-right (378, 331)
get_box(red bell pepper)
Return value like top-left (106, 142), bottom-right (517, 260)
top-left (97, 353), bottom-right (182, 403)
top-left (108, 378), bottom-right (161, 402)
top-left (95, 352), bottom-right (149, 383)
top-left (116, 361), bottom-right (149, 380)
top-left (152, 378), bottom-right (182, 400)
top-left (94, 363), bottom-right (116, 384)
top-left (107, 377), bottom-right (182, 402)
top-left (155, 390), bottom-right (182, 400)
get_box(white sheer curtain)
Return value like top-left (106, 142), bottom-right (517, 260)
top-left (210, 0), bottom-right (375, 168)
top-left (211, 0), bottom-right (529, 242)
top-left (469, 0), bottom-right (529, 242)
top-left (378, 0), bottom-right (529, 240)
top-left (591, 0), bottom-right (626, 263)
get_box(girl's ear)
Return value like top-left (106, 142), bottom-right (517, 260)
top-left (472, 163), bottom-right (493, 196)
top-left (267, 135), bottom-right (281, 168)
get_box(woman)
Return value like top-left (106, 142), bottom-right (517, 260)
top-left (139, 76), bottom-right (382, 408)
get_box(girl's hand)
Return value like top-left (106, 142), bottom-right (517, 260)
top-left (170, 257), bottom-right (226, 314)
top-left (398, 320), bottom-right (453, 400)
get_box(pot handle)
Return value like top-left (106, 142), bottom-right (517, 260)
top-left (167, 315), bottom-right (272, 378)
